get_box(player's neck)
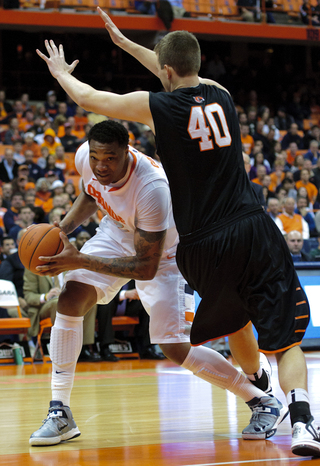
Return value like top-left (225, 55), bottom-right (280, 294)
top-left (171, 76), bottom-right (200, 92)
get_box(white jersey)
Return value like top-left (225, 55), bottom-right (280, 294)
top-left (66, 142), bottom-right (195, 344)
top-left (75, 141), bottom-right (178, 258)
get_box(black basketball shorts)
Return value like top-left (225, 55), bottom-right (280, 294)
top-left (177, 208), bottom-right (310, 352)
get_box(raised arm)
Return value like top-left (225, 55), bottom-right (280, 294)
top-left (36, 40), bottom-right (154, 129)
top-left (98, 9), bottom-right (230, 95)
top-left (98, 7), bottom-right (159, 77)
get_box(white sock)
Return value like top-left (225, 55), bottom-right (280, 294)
top-left (182, 346), bottom-right (266, 403)
top-left (50, 312), bottom-right (84, 407)
top-left (286, 388), bottom-right (310, 406)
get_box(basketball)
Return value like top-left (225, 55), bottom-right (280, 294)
top-left (18, 224), bottom-right (64, 274)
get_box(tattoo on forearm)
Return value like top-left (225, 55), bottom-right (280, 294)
top-left (61, 220), bottom-right (76, 234)
top-left (82, 229), bottom-right (167, 280)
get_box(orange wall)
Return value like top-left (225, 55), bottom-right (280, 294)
top-left (1, 9), bottom-right (320, 44)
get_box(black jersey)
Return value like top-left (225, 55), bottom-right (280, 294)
top-left (149, 84), bottom-right (259, 236)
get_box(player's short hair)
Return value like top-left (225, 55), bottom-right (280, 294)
top-left (88, 120), bottom-right (129, 149)
top-left (154, 30), bottom-right (201, 77)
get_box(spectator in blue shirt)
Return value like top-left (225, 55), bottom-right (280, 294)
top-left (295, 196), bottom-right (317, 237)
top-left (304, 140), bottom-right (320, 167)
top-left (286, 230), bottom-right (311, 262)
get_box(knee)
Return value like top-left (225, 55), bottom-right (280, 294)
top-left (58, 281), bottom-right (97, 317)
top-left (159, 342), bottom-right (190, 366)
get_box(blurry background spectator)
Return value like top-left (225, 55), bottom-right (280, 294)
top-left (286, 230), bottom-right (311, 262)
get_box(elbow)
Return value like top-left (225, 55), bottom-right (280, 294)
top-left (141, 264), bottom-right (158, 281)
top-left (146, 270), bottom-right (157, 281)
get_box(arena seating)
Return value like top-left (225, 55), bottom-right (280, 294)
top-left (18, 0), bottom-right (305, 22)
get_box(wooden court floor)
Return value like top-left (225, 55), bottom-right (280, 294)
top-left (1, 352), bottom-right (320, 466)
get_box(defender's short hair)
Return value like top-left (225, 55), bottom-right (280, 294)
top-left (154, 30), bottom-right (201, 77)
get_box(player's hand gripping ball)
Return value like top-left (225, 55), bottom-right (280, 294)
top-left (18, 224), bottom-right (63, 274)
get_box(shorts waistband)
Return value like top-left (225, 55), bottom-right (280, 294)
top-left (179, 205), bottom-right (264, 245)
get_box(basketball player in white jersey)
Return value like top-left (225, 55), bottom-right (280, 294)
top-left (29, 120), bottom-right (286, 446)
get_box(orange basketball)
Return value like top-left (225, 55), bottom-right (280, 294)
top-left (18, 223), bottom-right (63, 274)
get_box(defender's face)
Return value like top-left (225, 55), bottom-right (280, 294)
top-left (89, 140), bottom-right (129, 186)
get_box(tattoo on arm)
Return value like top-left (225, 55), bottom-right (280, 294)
top-left (82, 229), bottom-right (167, 280)
top-left (60, 219), bottom-right (77, 235)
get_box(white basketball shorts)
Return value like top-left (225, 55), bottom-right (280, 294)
top-left (65, 227), bottom-right (194, 344)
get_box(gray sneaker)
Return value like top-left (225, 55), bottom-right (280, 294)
top-left (242, 395), bottom-right (288, 440)
top-left (29, 401), bottom-right (81, 446)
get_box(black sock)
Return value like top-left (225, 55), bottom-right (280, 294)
top-left (249, 370), bottom-right (269, 392)
top-left (289, 401), bottom-right (312, 427)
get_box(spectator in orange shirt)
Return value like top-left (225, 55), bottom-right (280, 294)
top-left (286, 142), bottom-right (302, 166)
top-left (13, 100), bottom-right (25, 130)
top-left (19, 109), bottom-right (35, 134)
top-left (261, 174), bottom-right (275, 202)
top-left (240, 123), bottom-right (254, 155)
top-left (53, 102), bottom-right (68, 138)
top-left (0, 90), bottom-right (13, 120)
top-left (295, 168), bottom-right (319, 203)
top-left (269, 159), bottom-right (286, 192)
top-left (54, 145), bottom-right (73, 175)
top-left (0, 194), bottom-right (7, 232)
top-left (278, 197), bottom-right (310, 239)
top-left (41, 128), bottom-right (62, 156)
top-left (22, 132), bottom-right (42, 160)
top-left (34, 177), bottom-right (52, 211)
top-left (74, 105), bottom-right (88, 139)
top-left (251, 165), bottom-right (266, 186)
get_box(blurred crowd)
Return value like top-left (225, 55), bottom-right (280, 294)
top-left (0, 84), bottom-right (320, 360)
top-left (0, 88), bottom-right (162, 361)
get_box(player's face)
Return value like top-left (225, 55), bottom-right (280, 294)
top-left (89, 140), bottom-right (129, 185)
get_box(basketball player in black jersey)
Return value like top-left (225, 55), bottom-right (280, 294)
top-left (35, 11), bottom-right (319, 456)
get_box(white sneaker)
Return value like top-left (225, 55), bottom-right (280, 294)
top-left (292, 417), bottom-right (320, 457)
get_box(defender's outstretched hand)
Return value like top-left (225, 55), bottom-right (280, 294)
top-left (97, 6), bottom-right (158, 77)
top-left (97, 7), bottom-right (126, 46)
top-left (36, 40), bottom-right (79, 78)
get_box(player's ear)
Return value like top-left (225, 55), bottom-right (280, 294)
top-left (164, 64), bottom-right (172, 79)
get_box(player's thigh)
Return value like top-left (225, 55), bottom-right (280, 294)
top-left (64, 232), bottom-right (130, 305)
top-left (136, 260), bottom-right (195, 344)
